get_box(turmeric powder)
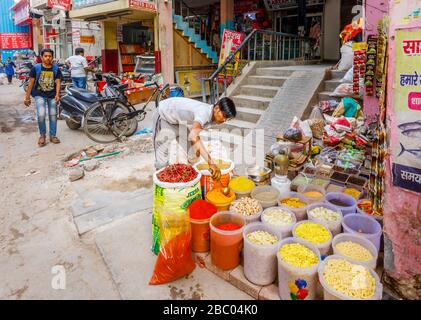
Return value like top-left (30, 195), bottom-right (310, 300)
top-left (206, 189), bottom-right (235, 204)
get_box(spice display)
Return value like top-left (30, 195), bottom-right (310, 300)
top-left (280, 197), bottom-right (306, 209)
top-left (279, 243), bottom-right (319, 268)
top-left (308, 207), bottom-right (341, 222)
top-left (322, 258), bottom-right (376, 299)
top-left (196, 160), bottom-right (231, 171)
top-left (262, 208), bottom-right (294, 226)
top-left (328, 198), bottom-right (349, 207)
top-left (343, 188), bottom-right (361, 200)
top-left (229, 176), bottom-right (255, 192)
top-left (365, 35), bottom-right (378, 96)
top-left (311, 178), bottom-right (329, 188)
top-left (304, 191), bottom-right (323, 198)
top-left (206, 189), bottom-right (235, 204)
top-left (347, 175), bottom-right (367, 187)
top-left (246, 230), bottom-right (278, 245)
top-left (357, 200), bottom-right (374, 215)
top-left (294, 222), bottom-right (331, 244)
top-left (188, 199), bottom-right (217, 220)
top-left (353, 42), bottom-right (367, 96)
top-left (331, 172), bottom-right (349, 184)
top-left (216, 223), bottom-right (242, 231)
top-left (334, 241), bottom-right (374, 262)
top-left (157, 164), bottom-right (198, 183)
top-left (231, 197), bottom-right (261, 216)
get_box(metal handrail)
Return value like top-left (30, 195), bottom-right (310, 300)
top-left (201, 29), bottom-right (308, 103)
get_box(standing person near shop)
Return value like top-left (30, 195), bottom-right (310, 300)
top-left (65, 47), bottom-right (95, 89)
top-left (4, 57), bottom-right (16, 85)
top-left (152, 97), bottom-right (237, 179)
top-left (24, 48), bottom-right (62, 147)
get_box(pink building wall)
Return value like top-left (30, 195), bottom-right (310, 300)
top-left (380, 0), bottom-right (421, 299)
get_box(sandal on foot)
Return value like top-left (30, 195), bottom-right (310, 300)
top-left (38, 136), bottom-right (46, 147)
top-left (50, 136), bottom-right (61, 144)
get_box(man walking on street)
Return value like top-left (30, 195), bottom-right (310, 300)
top-left (65, 47), bottom-right (94, 89)
top-left (24, 48), bottom-right (62, 147)
top-left (4, 57), bottom-right (16, 85)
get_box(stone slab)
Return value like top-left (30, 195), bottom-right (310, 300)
top-left (228, 266), bottom-right (262, 299)
top-left (259, 284), bottom-right (280, 300)
top-left (95, 211), bottom-right (252, 300)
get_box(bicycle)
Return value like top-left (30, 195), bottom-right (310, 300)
top-left (83, 75), bottom-right (170, 143)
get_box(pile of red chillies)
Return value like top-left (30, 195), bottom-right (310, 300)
top-left (157, 163), bottom-right (198, 183)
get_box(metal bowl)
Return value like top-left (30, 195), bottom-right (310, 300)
top-left (247, 166), bottom-right (272, 183)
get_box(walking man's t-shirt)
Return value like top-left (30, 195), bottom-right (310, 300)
top-left (65, 55), bottom-right (88, 78)
top-left (29, 65), bottom-right (62, 99)
top-left (157, 97), bottom-right (214, 128)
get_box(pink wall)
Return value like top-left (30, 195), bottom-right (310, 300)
top-left (383, 0), bottom-right (421, 295)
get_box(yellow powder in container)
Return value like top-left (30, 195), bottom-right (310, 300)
top-left (279, 243), bottom-right (319, 268)
top-left (229, 176), bottom-right (255, 192)
top-left (206, 189), bottom-right (235, 204)
top-left (334, 241), bottom-right (374, 262)
top-left (294, 222), bottom-right (331, 244)
top-left (281, 197), bottom-right (306, 208)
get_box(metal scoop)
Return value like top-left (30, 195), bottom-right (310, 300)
top-left (209, 167), bottom-right (231, 196)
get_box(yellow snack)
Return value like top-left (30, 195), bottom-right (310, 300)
top-left (281, 197), bottom-right (306, 208)
top-left (279, 243), bottom-right (319, 268)
top-left (343, 188), bottom-right (361, 200)
top-left (206, 189), bottom-right (235, 204)
top-left (304, 191), bottom-right (323, 198)
top-left (323, 258), bottom-right (376, 299)
top-left (229, 176), bottom-right (255, 192)
top-left (294, 222), bottom-right (331, 244)
top-left (335, 241), bottom-right (374, 262)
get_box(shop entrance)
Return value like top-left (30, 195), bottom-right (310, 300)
top-left (119, 21), bottom-right (154, 73)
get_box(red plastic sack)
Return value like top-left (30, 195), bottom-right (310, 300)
top-left (149, 230), bottom-right (196, 285)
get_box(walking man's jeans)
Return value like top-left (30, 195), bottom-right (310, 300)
top-left (35, 96), bottom-right (57, 137)
top-left (72, 76), bottom-right (87, 89)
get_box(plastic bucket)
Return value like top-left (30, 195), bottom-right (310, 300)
top-left (206, 191), bottom-right (236, 212)
top-left (194, 159), bottom-right (235, 199)
top-left (292, 220), bottom-right (333, 257)
top-left (190, 217), bottom-right (211, 253)
top-left (261, 207), bottom-right (297, 238)
top-left (230, 199), bottom-right (263, 224)
top-left (210, 212), bottom-right (246, 270)
top-left (278, 192), bottom-right (310, 221)
top-left (341, 214), bottom-right (382, 252)
top-left (318, 255), bottom-right (383, 300)
top-left (332, 233), bottom-right (378, 269)
top-left (325, 192), bottom-right (357, 216)
top-left (251, 185), bottom-right (280, 209)
top-left (297, 184), bottom-right (326, 204)
top-left (229, 177), bottom-right (255, 199)
top-left (306, 203), bottom-right (343, 236)
top-left (243, 223), bottom-right (282, 286)
top-left (277, 238), bottom-right (321, 300)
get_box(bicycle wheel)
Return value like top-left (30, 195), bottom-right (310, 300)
top-left (155, 84), bottom-right (170, 106)
top-left (83, 101), bottom-right (134, 143)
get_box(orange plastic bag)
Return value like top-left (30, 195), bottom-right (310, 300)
top-left (149, 211), bottom-right (195, 285)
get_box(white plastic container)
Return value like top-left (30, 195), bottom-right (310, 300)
top-left (277, 238), bottom-right (321, 300)
top-left (332, 233), bottom-right (378, 269)
top-left (271, 175), bottom-right (291, 198)
top-left (243, 223), bottom-right (282, 286)
top-left (318, 255), bottom-right (383, 300)
top-left (297, 184), bottom-right (326, 204)
top-left (261, 207), bottom-right (297, 238)
top-left (230, 199), bottom-right (263, 224)
top-left (278, 192), bottom-right (310, 221)
top-left (251, 185), bottom-right (280, 209)
top-left (307, 203), bottom-right (343, 236)
top-left (292, 220), bottom-right (333, 257)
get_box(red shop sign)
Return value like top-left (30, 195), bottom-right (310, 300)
top-left (0, 33), bottom-right (31, 49)
top-left (128, 0), bottom-right (156, 12)
top-left (48, 0), bottom-right (72, 11)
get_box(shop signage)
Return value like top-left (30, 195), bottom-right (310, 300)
top-left (72, 30), bottom-right (81, 45)
top-left (80, 35), bottom-right (95, 44)
top-left (12, 0), bottom-right (30, 26)
top-left (48, 0), bottom-right (72, 10)
top-left (72, 0), bottom-right (117, 9)
top-left (218, 29), bottom-right (244, 81)
top-left (128, 0), bottom-right (156, 12)
top-left (0, 33), bottom-right (31, 49)
top-left (392, 29), bottom-right (421, 193)
top-left (175, 69), bottom-right (218, 98)
top-left (263, 0), bottom-right (325, 11)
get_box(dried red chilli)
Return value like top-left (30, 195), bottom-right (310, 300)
top-left (157, 164), bottom-right (198, 183)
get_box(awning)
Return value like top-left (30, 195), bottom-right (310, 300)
top-left (70, 0), bottom-right (157, 21)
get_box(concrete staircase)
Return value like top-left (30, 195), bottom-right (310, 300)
top-left (317, 69), bottom-right (365, 103)
top-left (173, 14), bottom-right (218, 64)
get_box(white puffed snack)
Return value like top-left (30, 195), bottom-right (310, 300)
top-left (246, 230), bottom-right (278, 245)
top-left (262, 208), bottom-right (294, 226)
top-left (309, 206), bottom-right (340, 222)
top-left (231, 197), bottom-right (261, 216)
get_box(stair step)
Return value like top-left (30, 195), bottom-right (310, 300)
top-left (235, 107), bottom-right (265, 123)
top-left (223, 119), bottom-right (257, 130)
top-left (324, 79), bottom-right (342, 91)
top-left (256, 67), bottom-right (294, 77)
top-left (232, 95), bottom-right (272, 110)
top-left (200, 129), bottom-right (247, 146)
top-left (240, 85), bottom-right (279, 98)
top-left (318, 91), bottom-right (341, 102)
top-left (247, 75), bottom-right (288, 87)
top-left (331, 70), bottom-right (347, 79)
